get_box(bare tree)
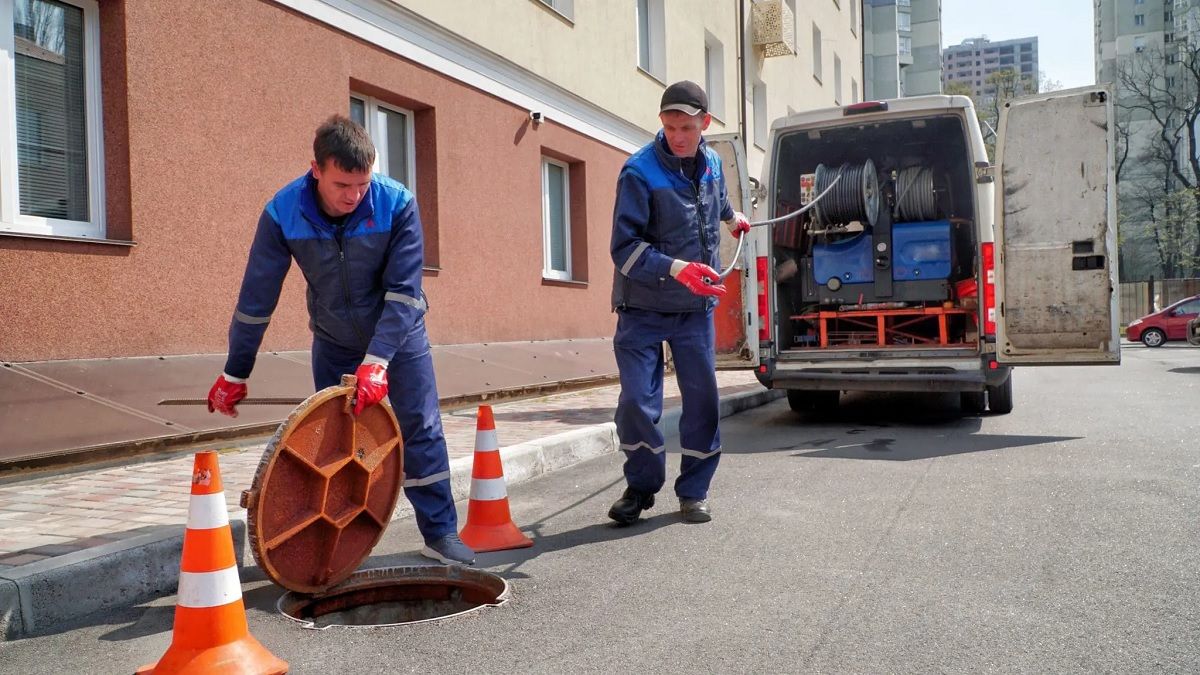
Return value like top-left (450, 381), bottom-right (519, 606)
top-left (14, 0), bottom-right (65, 55)
top-left (1115, 44), bottom-right (1200, 278)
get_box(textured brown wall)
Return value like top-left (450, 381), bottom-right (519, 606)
top-left (0, 0), bottom-right (627, 361)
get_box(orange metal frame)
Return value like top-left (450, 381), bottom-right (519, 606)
top-left (791, 306), bottom-right (974, 348)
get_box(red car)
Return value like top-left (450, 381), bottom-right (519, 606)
top-left (1126, 294), bottom-right (1200, 347)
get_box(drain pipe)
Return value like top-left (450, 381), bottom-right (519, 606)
top-left (736, 0), bottom-right (748, 152)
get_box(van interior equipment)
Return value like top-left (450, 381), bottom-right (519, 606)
top-left (771, 114), bottom-right (981, 351)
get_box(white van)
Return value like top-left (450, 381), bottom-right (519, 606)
top-left (712, 87), bottom-right (1120, 415)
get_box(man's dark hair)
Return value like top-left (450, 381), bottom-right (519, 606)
top-left (313, 114), bottom-right (376, 172)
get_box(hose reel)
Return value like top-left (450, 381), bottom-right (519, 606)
top-left (894, 165), bottom-right (938, 222)
top-left (813, 159), bottom-right (880, 228)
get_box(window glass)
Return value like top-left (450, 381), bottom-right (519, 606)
top-left (14, 0), bottom-right (89, 221)
top-left (542, 159), bottom-right (570, 278)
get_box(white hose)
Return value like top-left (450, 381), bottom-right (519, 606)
top-left (715, 175), bottom-right (843, 281)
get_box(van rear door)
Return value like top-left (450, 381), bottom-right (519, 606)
top-left (993, 86), bottom-right (1120, 365)
top-left (707, 133), bottom-right (759, 368)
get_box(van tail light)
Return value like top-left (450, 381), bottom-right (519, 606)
top-left (756, 256), bottom-right (771, 342)
top-left (843, 101), bottom-right (889, 116)
top-left (982, 242), bottom-right (997, 337)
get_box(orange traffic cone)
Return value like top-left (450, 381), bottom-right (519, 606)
top-left (458, 405), bottom-right (533, 552)
top-left (137, 451), bottom-right (288, 674)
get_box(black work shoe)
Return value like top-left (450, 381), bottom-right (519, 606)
top-left (608, 488), bottom-right (655, 525)
top-left (679, 498), bottom-right (712, 523)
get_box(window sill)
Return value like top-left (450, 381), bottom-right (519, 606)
top-left (813, 74), bottom-right (823, 85)
top-left (637, 66), bottom-right (667, 87)
top-left (541, 277), bottom-right (587, 288)
top-left (422, 266), bottom-right (441, 276)
top-left (0, 230), bottom-right (136, 247)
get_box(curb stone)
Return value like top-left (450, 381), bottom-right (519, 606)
top-left (0, 521), bottom-right (245, 640)
top-left (1, 387), bottom-right (781, 640)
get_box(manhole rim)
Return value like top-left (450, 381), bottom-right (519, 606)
top-left (275, 564), bottom-right (512, 630)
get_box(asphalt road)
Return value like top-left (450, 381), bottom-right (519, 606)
top-left (4, 342), bottom-right (1198, 673)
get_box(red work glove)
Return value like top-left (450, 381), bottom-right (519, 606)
top-left (353, 362), bottom-right (389, 416)
top-left (207, 374), bottom-right (247, 418)
top-left (671, 261), bottom-right (727, 298)
top-left (729, 211), bottom-right (751, 237)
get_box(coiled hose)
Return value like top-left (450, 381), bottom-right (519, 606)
top-left (894, 166), bottom-right (938, 222)
top-left (813, 159), bottom-right (880, 227)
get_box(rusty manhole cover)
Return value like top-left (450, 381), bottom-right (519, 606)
top-left (242, 375), bottom-right (403, 594)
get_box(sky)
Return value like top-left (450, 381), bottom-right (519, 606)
top-left (940, 0), bottom-right (1096, 89)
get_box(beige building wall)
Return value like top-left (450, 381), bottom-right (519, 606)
top-left (395, 0), bottom-right (741, 134)
top-left (745, 0), bottom-right (864, 180)
top-left (397, 0), bottom-right (863, 179)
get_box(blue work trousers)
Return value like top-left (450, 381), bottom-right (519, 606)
top-left (311, 320), bottom-right (456, 543)
top-left (614, 307), bottom-right (721, 500)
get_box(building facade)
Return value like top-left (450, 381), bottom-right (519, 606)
top-left (1095, 0), bottom-right (1200, 278)
top-left (943, 36), bottom-right (1039, 99)
top-left (863, 0), bottom-right (943, 99)
top-left (0, 0), bottom-right (862, 361)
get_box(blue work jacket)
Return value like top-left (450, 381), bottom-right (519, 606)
top-left (222, 171), bottom-right (427, 379)
top-left (610, 132), bottom-right (735, 313)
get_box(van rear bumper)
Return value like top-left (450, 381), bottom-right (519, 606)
top-left (756, 358), bottom-right (1010, 392)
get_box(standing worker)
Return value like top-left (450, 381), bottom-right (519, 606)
top-left (206, 115), bottom-right (475, 565)
top-left (608, 81), bottom-right (750, 525)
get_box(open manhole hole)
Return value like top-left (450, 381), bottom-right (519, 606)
top-left (277, 565), bottom-right (510, 629)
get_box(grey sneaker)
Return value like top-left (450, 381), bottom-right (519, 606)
top-left (421, 533), bottom-right (476, 565)
top-left (679, 498), bottom-right (712, 523)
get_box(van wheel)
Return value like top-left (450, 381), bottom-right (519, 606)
top-left (986, 375), bottom-right (1014, 415)
top-left (787, 390), bottom-right (840, 414)
top-left (1141, 328), bottom-right (1167, 348)
top-left (960, 390), bottom-right (987, 414)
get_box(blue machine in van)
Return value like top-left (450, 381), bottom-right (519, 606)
top-left (812, 219), bottom-right (952, 285)
top-left (806, 219), bottom-right (953, 303)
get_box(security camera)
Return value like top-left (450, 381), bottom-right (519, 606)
top-left (529, 111), bottom-right (544, 124)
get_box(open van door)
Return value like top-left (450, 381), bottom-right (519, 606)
top-left (707, 133), bottom-right (759, 368)
top-left (993, 86), bottom-right (1121, 365)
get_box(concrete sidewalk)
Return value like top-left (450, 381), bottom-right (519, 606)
top-left (0, 370), bottom-right (780, 640)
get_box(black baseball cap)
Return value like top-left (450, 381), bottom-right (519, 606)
top-left (660, 80), bottom-right (708, 116)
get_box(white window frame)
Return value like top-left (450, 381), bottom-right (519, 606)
top-left (753, 81), bottom-right (767, 150)
top-left (351, 94), bottom-right (416, 190)
top-left (834, 53), bottom-right (843, 104)
top-left (635, 0), bottom-right (665, 81)
top-left (812, 23), bottom-right (823, 82)
top-left (1, 0), bottom-right (106, 240)
top-left (541, 157), bottom-right (571, 281)
top-left (536, 0), bottom-right (574, 22)
top-left (786, 0), bottom-right (798, 58)
top-left (703, 31), bottom-right (725, 121)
